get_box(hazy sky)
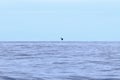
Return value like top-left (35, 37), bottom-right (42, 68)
top-left (0, 0), bottom-right (120, 41)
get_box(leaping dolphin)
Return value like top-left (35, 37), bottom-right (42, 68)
top-left (61, 37), bottom-right (63, 41)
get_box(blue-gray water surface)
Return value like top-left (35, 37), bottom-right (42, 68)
top-left (0, 41), bottom-right (120, 80)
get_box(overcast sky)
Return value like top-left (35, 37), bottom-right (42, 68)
top-left (0, 0), bottom-right (120, 41)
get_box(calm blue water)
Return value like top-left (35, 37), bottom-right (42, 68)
top-left (0, 41), bottom-right (120, 80)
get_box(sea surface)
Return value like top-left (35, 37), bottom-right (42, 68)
top-left (0, 41), bottom-right (120, 80)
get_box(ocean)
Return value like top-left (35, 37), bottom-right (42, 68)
top-left (0, 41), bottom-right (120, 80)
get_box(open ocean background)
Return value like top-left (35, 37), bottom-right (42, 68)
top-left (0, 41), bottom-right (120, 80)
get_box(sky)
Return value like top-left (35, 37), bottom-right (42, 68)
top-left (0, 0), bottom-right (120, 41)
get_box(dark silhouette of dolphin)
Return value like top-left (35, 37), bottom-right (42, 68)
top-left (61, 37), bottom-right (63, 41)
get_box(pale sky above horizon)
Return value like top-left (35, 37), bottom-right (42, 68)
top-left (0, 0), bottom-right (120, 41)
